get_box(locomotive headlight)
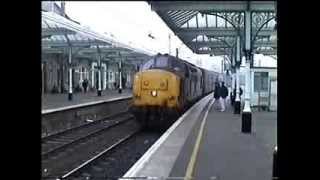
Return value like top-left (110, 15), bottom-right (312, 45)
top-left (169, 96), bottom-right (175, 100)
top-left (151, 90), bottom-right (157, 97)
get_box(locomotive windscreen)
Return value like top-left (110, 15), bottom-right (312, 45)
top-left (142, 56), bottom-right (169, 70)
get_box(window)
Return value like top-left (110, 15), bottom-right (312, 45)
top-left (254, 72), bottom-right (269, 92)
top-left (142, 57), bottom-right (169, 70)
top-left (142, 59), bottom-right (154, 70)
top-left (155, 56), bottom-right (169, 68)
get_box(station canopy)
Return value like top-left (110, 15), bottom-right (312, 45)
top-left (148, 1), bottom-right (277, 58)
top-left (42, 11), bottom-right (154, 66)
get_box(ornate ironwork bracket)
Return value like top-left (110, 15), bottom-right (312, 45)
top-left (251, 12), bottom-right (276, 48)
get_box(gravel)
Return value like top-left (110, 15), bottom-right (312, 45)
top-left (67, 130), bottom-right (163, 180)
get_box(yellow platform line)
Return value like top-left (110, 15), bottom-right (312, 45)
top-left (184, 99), bottom-right (215, 180)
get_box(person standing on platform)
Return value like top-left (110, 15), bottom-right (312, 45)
top-left (213, 82), bottom-right (221, 110)
top-left (82, 79), bottom-right (88, 93)
top-left (220, 82), bottom-right (229, 112)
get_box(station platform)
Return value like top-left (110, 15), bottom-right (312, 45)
top-left (41, 89), bottom-right (132, 113)
top-left (122, 93), bottom-right (277, 180)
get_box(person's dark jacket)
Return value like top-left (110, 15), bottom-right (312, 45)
top-left (221, 85), bottom-right (228, 98)
top-left (82, 80), bottom-right (88, 88)
top-left (214, 84), bottom-right (220, 99)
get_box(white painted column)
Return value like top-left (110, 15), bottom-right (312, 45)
top-left (119, 59), bottom-right (122, 93)
top-left (235, 68), bottom-right (240, 101)
top-left (243, 59), bottom-right (251, 112)
top-left (69, 69), bottom-right (72, 92)
top-left (240, 8), bottom-right (253, 133)
top-left (231, 73), bottom-right (235, 93)
top-left (79, 67), bottom-right (83, 84)
top-left (102, 63), bottom-right (107, 90)
top-left (98, 68), bottom-right (101, 90)
top-left (97, 47), bottom-right (102, 96)
top-left (230, 72), bottom-right (235, 104)
top-left (235, 36), bottom-right (241, 102)
top-left (91, 63), bottom-right (95, 88)
top-left (243, 9), bottom-right (252, 113)
top-left (68, 46), bottom-right (73, 100)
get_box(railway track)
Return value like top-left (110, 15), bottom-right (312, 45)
top-left (60, 131), bottom-right (161, 180)
top-left (41, 112), bottom-right (141, 179)
top-left (42, 111), bottom-right (130, 141)
top-left (42, 112), bottom-right (132, 158)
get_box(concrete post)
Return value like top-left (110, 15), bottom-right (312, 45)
top-left (68, 46), bottom-right (73, 100)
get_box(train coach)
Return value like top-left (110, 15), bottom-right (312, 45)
top-left (131, 53), bottom-right (220, 128)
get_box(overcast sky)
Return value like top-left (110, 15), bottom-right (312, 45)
top-left (64, 1), bottom-right (276, 71)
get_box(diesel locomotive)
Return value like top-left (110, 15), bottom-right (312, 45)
top-left (131, 53), bottom-right (220, 128)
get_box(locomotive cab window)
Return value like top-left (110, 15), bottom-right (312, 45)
top-left (142, 59), bottom-right (155, 70)
top-left (142, 56), bottom-right (170, 70)
top-left (155, 56), bottom-right (169, 68)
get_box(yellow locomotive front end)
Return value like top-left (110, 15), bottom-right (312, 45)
top-left (131, 68), bottom-right (183, 128)
top-left (130, 54), bottom-right (187, 128)
top-left (133, 69), bottom-right (181, 109)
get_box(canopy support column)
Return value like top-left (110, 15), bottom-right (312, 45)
top-left (68, 46), bottom-right (73, 101)
top-left (231, 71), bottom-right (235, 106)
top-left (80, 66), bottom-right (83, 81)
top-left (234, 36), bottom-right (241, 114)
top-left (242, 8), bottom-right (252, 133)
top-left (97, 45), bottom-right (102, 96)
top-left (118, 52), bottom-right (123, 94)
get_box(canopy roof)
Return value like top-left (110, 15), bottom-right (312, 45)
top-left (148, 1), bottom-right (277, 57)
top-left (42, 11), bottom-right (154, 65)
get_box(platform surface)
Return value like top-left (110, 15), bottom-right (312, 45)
top-left (170, 103), bottom-right (277, 180)
top-left (122, 94), bottom-right (213, 179)
top-left (41, 89), bottom-right (132, 111)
